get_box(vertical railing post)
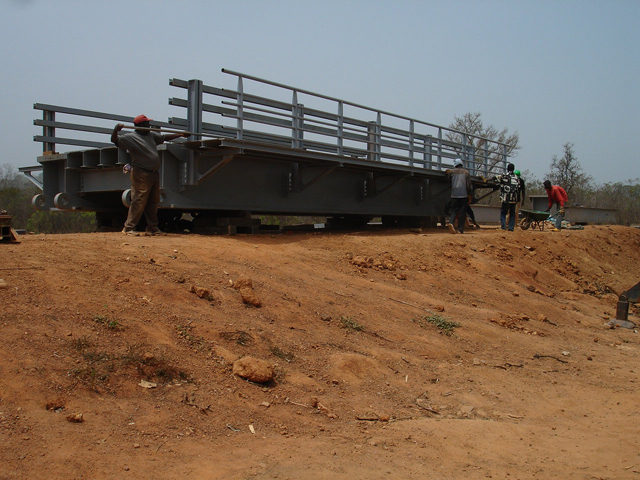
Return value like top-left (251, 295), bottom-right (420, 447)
top-left (408, 120), bottom-right (415, 167)
top-left (437, 128), bottom-right (443, 169)
top-left (337, 101), bottom-right (344, 156)
top-left (291, 91), bottom-right (297, 148)
top-left (424, 135), bottom-right (433, 169)
top-left (484, 143), bottom-right (489, 177)
top-left (291, 91), bottom-right (304, 149)
top-left (185, 79), bottom-right (203, 186)
top-left (367, 121), bottom-right (381, 162)
top-left (236, 76), bottom-right (244, 140)
top-left (467, 135), bottom-right (476, 176)
top-left (44, 109), bottom-right (55, 154)
top-left (296, 104), bottom-right (304, 149)
top-left (187, 79), bottom-right (203, 139)
top-left (462, 135), bottom-right (468, 170)
top-left (367, 122), bottom-right (376, 162)
top-left (366, 112), bottom-right (382, 162)
top-left (376, 112), bottom-right (382, 162)
top-left (503, 144), bottom-right (508, 172)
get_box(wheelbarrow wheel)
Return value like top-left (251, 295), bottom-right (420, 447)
top-left (519, 218), bottom-right (531, 230)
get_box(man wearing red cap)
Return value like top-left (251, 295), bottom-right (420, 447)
top-left (111, 115), bottom-right (188, 235)
top-left (543, 180), bottom-right (568, 230)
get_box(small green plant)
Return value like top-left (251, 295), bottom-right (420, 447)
top-left (340, 316), bottom-right (364, 331)
top-left (219, 330), bottom-right (253, 346)
top-left (413, 314), bottom-right (460, 336)
top-left (177, 324), bottom-right (210, 351)
top-left (70, 336), bottom-right (92, 351)
top-left (83, 351), bottom-right (110, 364)
top-left (270, 346), bottom-right (294, 362)
top-left (68, 365), bottom-right (110, 391)
top-left (177, 324), bottom-right (194, 339)
top-left (121, 347), bottom-right (144, 365)
top-left (93, 315), bottom-right (120, 330)
top-left (178, 324), bottom-right (198, 342)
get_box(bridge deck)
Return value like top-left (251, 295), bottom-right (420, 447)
top-left (24, 69), bottom-right (508, 229)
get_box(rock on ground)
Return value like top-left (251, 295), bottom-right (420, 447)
top-left (233, 356), bottom-right (274, 383)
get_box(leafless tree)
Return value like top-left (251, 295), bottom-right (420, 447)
top-left (446, 112), bottom-right (520, 175)
top-left (546, 142), bottom-right (593, 204)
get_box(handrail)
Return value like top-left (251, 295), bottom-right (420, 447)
top-left (221, 68), bottom-right (510, 148)
top-left (32, 103), bottom-right (184, 151)
top-left (33, 70), bottom-right (510, 176)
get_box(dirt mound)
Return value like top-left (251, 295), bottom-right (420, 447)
top-left (1, 225), bottom-right (639, 479)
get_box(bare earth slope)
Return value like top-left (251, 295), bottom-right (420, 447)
top-left (1, 226), bottom-right (639, 480)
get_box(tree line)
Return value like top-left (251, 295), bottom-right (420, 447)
top-left (447, 113), bottom-right (639, 226)
top-left (0, 164), bottom-right (95, 233)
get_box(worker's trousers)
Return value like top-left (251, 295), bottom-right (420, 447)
top-left (124, 167), bottom-right (160, 231)
top-left (500, 202), bottom-right (516, 231)
top-left (449, 197), bottom-right (468, 233)
top-left (552, 203), bottom-right (564, 229)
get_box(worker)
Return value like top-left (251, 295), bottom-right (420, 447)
top-left (446, 158), bottom-right (472, 234)
top-left (514, 170), bottom-right (526, 224)
top-left (111, 115), bottom-right (188, 236)
top-left (543, 180), bottom-right (568, 230)
top-left (492, 163), bottom-right (520, 231)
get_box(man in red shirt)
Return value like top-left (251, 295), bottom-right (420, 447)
top-left (543, 180), bottom-right (568, 230)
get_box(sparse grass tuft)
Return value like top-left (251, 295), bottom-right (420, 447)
top-left (67, 340), bottom-right (190, 392)
top-left (339, 316), bottom-right (364, 331)
top-left (219, 330), bottom-right (253, 346)
top-left (270, 346), bottom-right (294, 362)
top-left (177, 324), bottom-right (210, 351)
top-left (83, 351), bottom-right (110, 364)
top-left (70, 336), bottom-right (92, 351)
top-left (235, 331), bottom-right (251, 346)
top-left (93, 315), bottom-right (120, 330)
top-left (413, 314), bottom-right (460, 336)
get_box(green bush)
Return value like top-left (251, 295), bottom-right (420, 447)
top-left (413, 315), bottom-right (460, 336)
top-left (26, 211), bottom-right (96, 234)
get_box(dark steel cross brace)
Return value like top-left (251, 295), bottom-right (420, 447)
top-left (364, 173), bottom-right (409, 198)
top-left (193, 153), bottom-right (235, 185)
top-left (288, 163), bottom-right (336, 193)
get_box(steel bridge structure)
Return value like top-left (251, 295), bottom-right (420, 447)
top-left (21, 69), bottom-right (510, 232)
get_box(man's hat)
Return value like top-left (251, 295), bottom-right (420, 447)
top-left (454, 158), bottom-right (463, 167)
top-left (133, 114), bottom-right (153, 125)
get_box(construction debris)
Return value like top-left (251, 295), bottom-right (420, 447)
top-left (0, 211), bottom-right (20, 243)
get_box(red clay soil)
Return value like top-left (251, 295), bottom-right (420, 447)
top-left (0, 225), bottom-right (639, 480)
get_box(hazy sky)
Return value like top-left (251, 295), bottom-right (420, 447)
top-left (2, 0), bottom-right (638, 184)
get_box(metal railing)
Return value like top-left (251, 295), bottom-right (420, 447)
top-left (34, 69), bottom-right (510, 176)
top-left (32, 104), bottom-right (182, 151)
top-left (169, 70), bottom-right (510, 176)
